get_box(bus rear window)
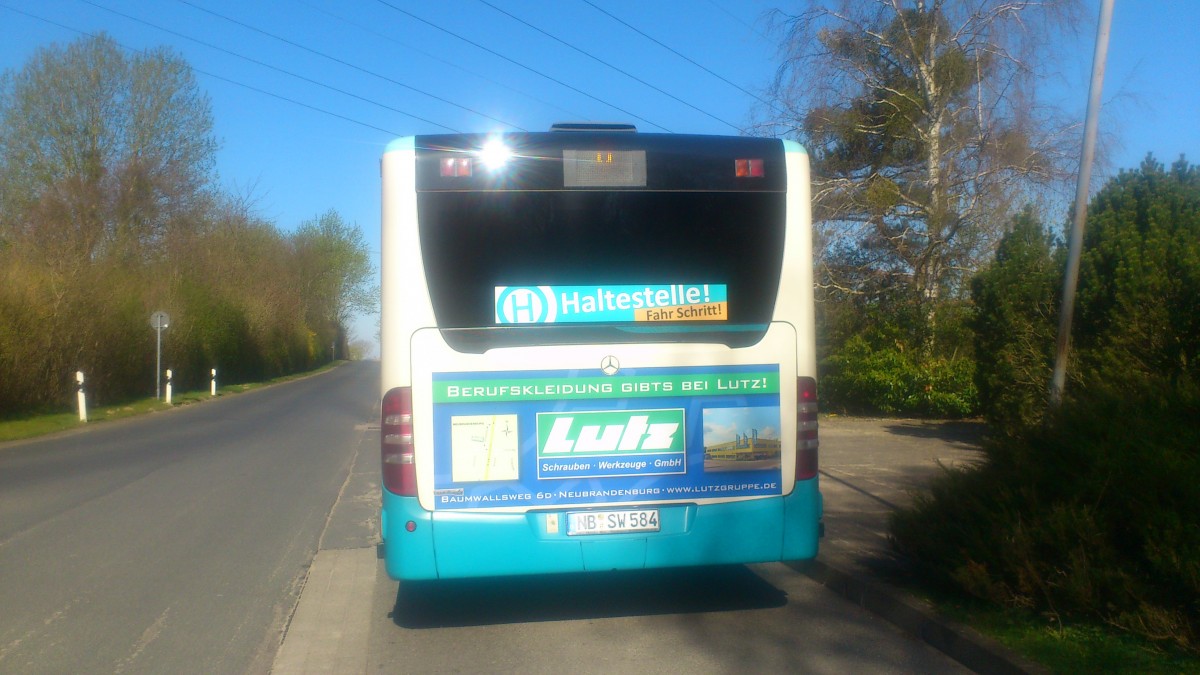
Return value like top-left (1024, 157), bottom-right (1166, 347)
top-left (416, 190), bottom-right (786, 349)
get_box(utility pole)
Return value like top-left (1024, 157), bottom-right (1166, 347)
top-left (1050, 0), bottom-right (1115, 407)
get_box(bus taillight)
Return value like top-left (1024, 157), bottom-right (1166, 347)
top-left (381, 386), bottom-right (417, 496)
top-left (796, 377), bottom-right (819, 480)
top-left (440, 156), bottom-right (472, 177)
top-left (735, 158), bottom-right (764, 178)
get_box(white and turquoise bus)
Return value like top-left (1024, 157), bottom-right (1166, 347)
top-left (380, 124), bottom-right (820, 580)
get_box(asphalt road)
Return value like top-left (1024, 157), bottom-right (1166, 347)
top-left (284, 403), bottom-right (975, 673)
top-left (351, 416), bottom-right (975, 674)
top-left (364, 562), bottom-right (970, 674)
top-left (0, 361), bottom-right (379, 674)
top-left (2, 362), bottom-right (978, 673)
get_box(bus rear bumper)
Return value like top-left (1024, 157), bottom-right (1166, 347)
top-left (381, 480), bottom-right (821, 581)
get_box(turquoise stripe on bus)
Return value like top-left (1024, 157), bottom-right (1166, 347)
top-left (384, 136), bottom-right (415, 154)
top-left (381, 492), bottom-right (438, 580)
top-left (783, 479), bottom-right (822, 560)
top-left (782, 138), bottom-right (809, 155)
top-left (381, 482), bottom-right (821, 580)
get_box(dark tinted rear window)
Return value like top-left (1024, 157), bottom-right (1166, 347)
top-left (413, 133), bottom-right (787, 350)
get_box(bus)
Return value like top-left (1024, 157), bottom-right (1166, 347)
top-left (379, 124), bottom-right (821, 581)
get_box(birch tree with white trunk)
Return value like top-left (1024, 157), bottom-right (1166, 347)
top-left (760, 0), bottom-right (1083, 345)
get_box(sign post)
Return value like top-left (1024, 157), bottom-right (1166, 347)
top-left (150, 311), bottom-right (170, 399)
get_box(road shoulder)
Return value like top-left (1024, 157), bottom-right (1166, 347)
top-left (272, 426), bottom-right (381, 673)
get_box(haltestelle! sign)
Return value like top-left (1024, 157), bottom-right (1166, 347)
top-left (494, 284), bottom-right (728, 324)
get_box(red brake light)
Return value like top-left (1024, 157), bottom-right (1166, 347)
top-left (735, 158), bottom-right (764, 178)
top-left (440, 156), bottom-right (472, 177)
top-left (381, 386), bottom-right (416, 496)
top-left (796, 376), bottom-right (819, 480)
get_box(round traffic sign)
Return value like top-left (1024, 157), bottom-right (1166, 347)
top-left (150, 311), bottom-right (170, 329)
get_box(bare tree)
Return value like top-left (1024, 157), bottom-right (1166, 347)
top-left (0, 35), bottom-right (381, 412)
top-left (0, 34), bottom-right (216, 263)
top-left (0, 34), bottom-right (216, 409)
top-left (759, 0), bottom-right (1083, 321)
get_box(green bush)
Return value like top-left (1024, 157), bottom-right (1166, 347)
top-left (1075, 156), bottom-right (1200, 384)
top-left (971, 207), bottom-right (1063, 431)
top-left (896, 157), bottom-right (1200, 652)
top-left (819, 298), bottom-right (978, 418)
top-left (822, 335), bottom-right (978, 418)
top-left (891, 378), bottom-right (1200, 651)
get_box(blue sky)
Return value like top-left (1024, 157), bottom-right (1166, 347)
top-left (2, 1), bottom-right (1198, 355)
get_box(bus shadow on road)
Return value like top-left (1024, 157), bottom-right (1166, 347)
top-left (390, 564), bottom-right (787, 629)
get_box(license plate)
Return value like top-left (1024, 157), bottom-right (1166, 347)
top-left (567, 509), bottom-right (660, 536)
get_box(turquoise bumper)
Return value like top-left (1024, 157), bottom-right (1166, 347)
top-left (381, 481), bottom-right (821, 580)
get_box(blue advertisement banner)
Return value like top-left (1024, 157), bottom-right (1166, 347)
top-left (430, 364), bottom-right (783, 509)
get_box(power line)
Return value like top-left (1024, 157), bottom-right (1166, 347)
top-left (579, 0), bottom-right (780, 115)
top-left (78, 0), bottom-right (459, 133)
top-left (175, 0), bottom-right (525, 132)
top-left (372, 0), bottom-right (673, 133)
top-left (703, 0), bottom-right (772, 42)
top-left (0, 2), bottom-right (404, 137)
top-left (294, 0), bottom-right (586, 123)
top-left (475, 0), bottom-right (740, 131)
top-left (198, 69), bottom-right (402, 136)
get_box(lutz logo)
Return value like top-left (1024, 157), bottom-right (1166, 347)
top-left (537, 409), bottom-right (685, 456)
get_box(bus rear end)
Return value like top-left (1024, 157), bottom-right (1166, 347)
top-left (380, 129), bottom-right (820, 580)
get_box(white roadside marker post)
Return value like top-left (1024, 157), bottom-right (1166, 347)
top-left (76, 371), bottom-right (87, 423)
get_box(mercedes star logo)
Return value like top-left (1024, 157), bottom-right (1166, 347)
top-left (600, 355), bottom-right (620, 376)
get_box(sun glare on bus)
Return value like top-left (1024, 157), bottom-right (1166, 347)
top-left (479, 139), bottom-right (513, 171)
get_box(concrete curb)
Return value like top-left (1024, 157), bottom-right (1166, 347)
top-left (790, 559), bottom-right (1049, 675)
top-left (272, 548), bottom-right (378, 674)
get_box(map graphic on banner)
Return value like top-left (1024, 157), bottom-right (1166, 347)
top-left (449, 414), bottom-right (519, 482)
top-left (430, 364), bottom-right (782, 509)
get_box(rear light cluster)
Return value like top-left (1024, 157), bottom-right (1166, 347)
top-left (796, 376), bottom-right (819, 480)
top-left (735, 158), bottom-right (764, 178)
top-left (446, 153), bottom-right (765, 179)
top-left (381, 387), bottom-right (416, 496)
top-left (440, 156), bottom-right (472, 177)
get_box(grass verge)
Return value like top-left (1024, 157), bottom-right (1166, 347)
top-left (890, 378), bottom-right (1199, 667)
top-left (0, 361), bottom-right (344, 444)
top-left (926, 589), bottom-right (1200, 673)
